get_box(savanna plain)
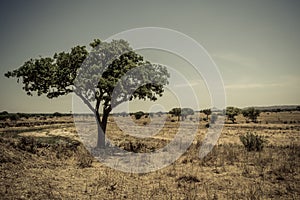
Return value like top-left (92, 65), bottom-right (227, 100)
top-left (1, 110), bottom-right (300, 199)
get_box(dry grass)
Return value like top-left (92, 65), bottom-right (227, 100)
top-left (0, 112), bottom-right (300, 199)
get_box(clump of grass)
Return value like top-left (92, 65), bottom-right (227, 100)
top-left (176, 175), bottom-right (200, 184)
top-left (239, 132), bottom-right (267, 152)
top-left (77, 151), bottom-right (93, 168)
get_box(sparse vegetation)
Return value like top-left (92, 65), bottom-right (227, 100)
top-left (239, 132), bottom-right (267, 152)
top-left (242, 107), bottom-right (261, 123)
top-left (133, 111), bottom-right (145, 120)
top-left (0, 110), bottom-right (300, 199)
top-left (226, 106), bottom-right (241, 123)
top-left (202, 108), bottom-right (212, 121)
top-left (169, 107), bottom-right (181, 121)
top-left (181, 108), bottom-right (194, 121)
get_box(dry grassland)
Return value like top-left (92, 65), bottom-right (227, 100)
top-left (1, 111), bottom-right (300, 199)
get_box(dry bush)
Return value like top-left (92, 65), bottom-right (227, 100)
top-left (240, 132), bottom-right (267, 151)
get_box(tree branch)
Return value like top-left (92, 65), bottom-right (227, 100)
top-left (75, 92), bottom-right (95, 114)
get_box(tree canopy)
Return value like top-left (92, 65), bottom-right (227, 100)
top-left (169, 108), bottom-right (181, 121)
top-left (202, 109), bottom-right (211, 120)
top-left (181, 108), bottom-right (194, 121)
top-left (242, 107), bottom-right (260, 123)
top-left (226, 107), bottom-right (241, 123)
top-left (5, 39), bottom-right (170, 147)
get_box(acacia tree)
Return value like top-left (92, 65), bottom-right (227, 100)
top-left (181, 108), bottom-right (194, 121)
top-left (242, 107), bottom-right (260, 123)
top-left (169, 107), bottom-right (181, 122)
top-left (5, 39), bottom-right (170, 148)
top-left (226, 106), bottom-right (241, 123)
top-left (202, 109), bottom-right (211, 121)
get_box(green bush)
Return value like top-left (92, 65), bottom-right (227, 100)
top-left (18, 137), bottom-right (38, 154)
top-left (239, 132), bottom-right (267, 152)
top-left (0, 114), bottom-right (9, 121)
top-left (53, 112), bottom-right (62, 117)
top-left (134, 111), bottom-right (144, 120)
top-left (9, 113), bottom-right (20, 121)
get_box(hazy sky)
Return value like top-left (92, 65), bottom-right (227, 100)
top-left (1, 0), bottom-right (299, 113)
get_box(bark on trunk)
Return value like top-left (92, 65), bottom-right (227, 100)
top-left (95, 112), bottom-right (105, 148)
top-left (95, 108), bottom-right (110, 148)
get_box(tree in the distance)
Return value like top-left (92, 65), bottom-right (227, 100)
top-left (5, 39), bottom-right (170, 148)
top-left (242, 107), bottom-right (260, 123)
top-left (169, 108), bottom-right (181, 122)
top-left (202, 109), bottom-right (211, 121)
top-left (181, 108), bottom-right (194, 121)
top-left (226, 106), bottom-right (241, 123)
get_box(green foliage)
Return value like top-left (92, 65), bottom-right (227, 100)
top-left (5, 38), bottom-right (170, 148)
top-left (52, 112), bottom-right (62, 117)
top-left (0, 111), bottom-right (8, 115)
top-left (5, 46), bottom-right (88, 98)
top-left (0, 112), bottom-right (22, 121)
top-left (242, 107), bottom-right (260, 123)
top-left (5, 39), bottom-right (169, 110)
top-left (169, 108), bottom-right (181, 121)
top-left (202, 109), bottom-right (211, 119)
top-left (0, 111), bottom-right (9, 121)
top-left (239, 132), bottom-right (267, 152)
top-left (134, 111), bottom-right (145, 120)
top-left (226, 107), bottom-right (241, 123)
top-left (17, 113), bottom-right (29, 119)
top-left (9, 113), bottom-right (20, 121)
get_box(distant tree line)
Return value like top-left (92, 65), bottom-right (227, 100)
top-left (3, 105), bottom-right (299, 123)
top-left (0, 111), bottom-right (72, 121)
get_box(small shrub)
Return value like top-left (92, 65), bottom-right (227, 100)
top-left (77, 154), bottom-right (93, 168)
top-left (0, 114), bottom-right (9, 121)
top-left (176, 175), bottom-right (200, 183)
top-left (9, 113), bottom-right (20, 121)
top-left (134, 111), bottom-right (144, 120)
top-left (40, 116), bottom-right (47, 120)
top-left (239, 132), bottom-right (267, 152)
top-left (18, 137), bottom-right (38, 154)
top-left (53, 112), bottom-right (62, 117)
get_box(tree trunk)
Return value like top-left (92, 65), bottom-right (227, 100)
top-left (95, 112), bottom-right (105, 148)
top-left (95, 108), bottom-right (111, 148)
